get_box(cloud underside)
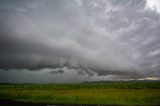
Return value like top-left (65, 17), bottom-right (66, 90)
top-left (0, 0), bottom-right (160, 78)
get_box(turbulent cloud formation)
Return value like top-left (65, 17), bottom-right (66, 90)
top-left (0, 0), bottom-right (160, 82)
top-left (49, 70), bottom-right (64, 74)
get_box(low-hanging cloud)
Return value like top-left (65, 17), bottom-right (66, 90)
top-left (0, 0), bottom-right (160, 79)
top-left (49, 70), bottom-right (64, 74)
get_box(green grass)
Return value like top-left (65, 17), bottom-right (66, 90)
top-left (0, 82), bottom-right (160, 105)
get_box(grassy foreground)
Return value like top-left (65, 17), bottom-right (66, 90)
top-left (0, 82), bottom-right (160, 105)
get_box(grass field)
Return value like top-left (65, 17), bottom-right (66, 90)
top-left (0, 82), bottom-right (160, 105)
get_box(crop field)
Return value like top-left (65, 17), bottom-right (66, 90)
top-left (0, 82), bottom-right (160, 105)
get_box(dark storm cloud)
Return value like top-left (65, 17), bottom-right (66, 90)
top-left (0, 0), bottom-right (160, 79)
top-left (49, 70), bottom-right (64, 74)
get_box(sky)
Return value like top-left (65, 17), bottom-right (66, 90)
top-left (0, 0), bottom-right (160, 83)
top-left (147, 0), bottom-right (160, 13)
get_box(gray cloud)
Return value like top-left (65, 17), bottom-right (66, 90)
top-left (0, 0), bottom-right (160, 81)
top-left (49, 70), bottom-right (64, 74)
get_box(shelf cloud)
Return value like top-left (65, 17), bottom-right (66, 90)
top-left (0, 0), bottom-right (160, 82)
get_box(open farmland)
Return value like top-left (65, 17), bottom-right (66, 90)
top-left (0, 82), bottom-right (160, 106)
